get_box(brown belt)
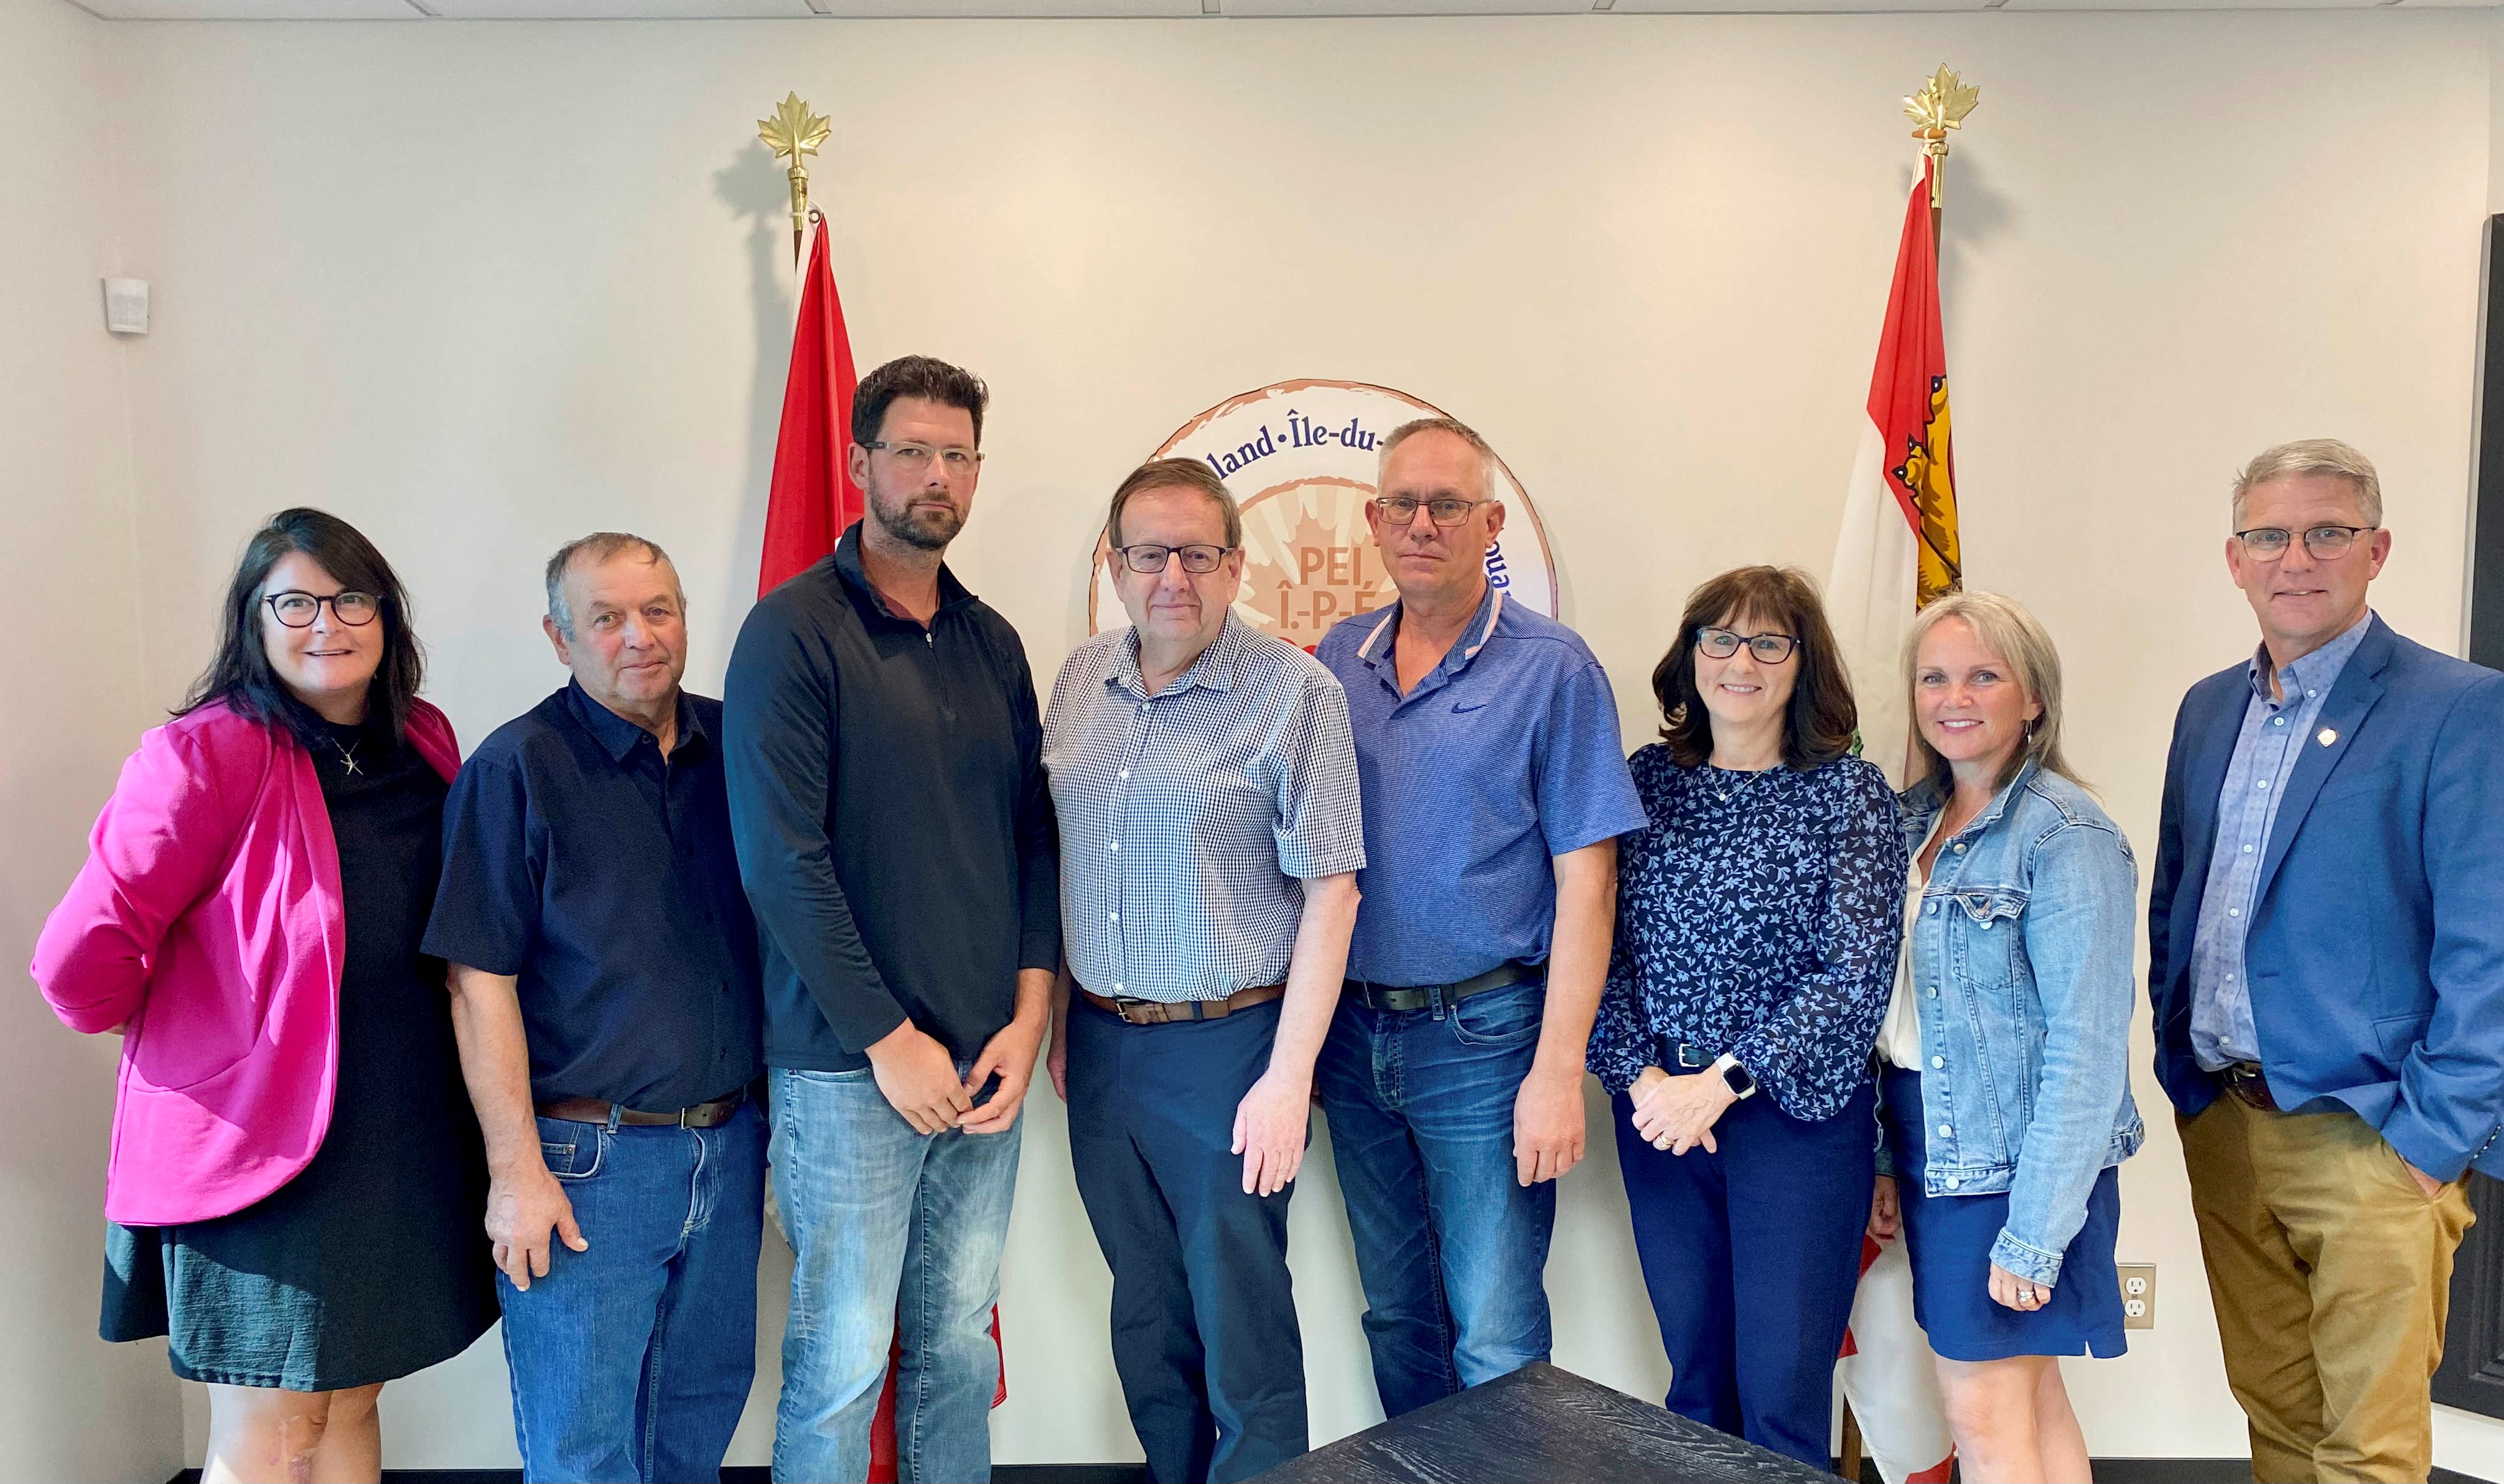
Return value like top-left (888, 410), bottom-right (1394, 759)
top-left (536, 1090), bottom-right (745, 1129)
top-left (1081, 984), bottom-right (1284, 1025)
top-left (2221, 1062), bottom-right (2278, 1113)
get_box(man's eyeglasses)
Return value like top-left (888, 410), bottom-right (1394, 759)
top-left (1374, 495), bottom-right (1489, 528)
top-left (1114, 543), bottom-right (1234, 576)
top-left (2233, 525), bottom-right (2376, 561)
top-left (264, 590), bottom-right (379, 628)
top-left (865, 441), bottom-right (983, 475)
top-left (1696, 627), bottom-right (1800, 663)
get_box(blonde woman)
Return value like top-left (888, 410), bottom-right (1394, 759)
top-left (1867, 591), bottom-right (2141, 1483)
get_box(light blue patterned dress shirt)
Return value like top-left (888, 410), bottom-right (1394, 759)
top-left (1044, 611), bottom-right (1366, 1004)
top-left (2188, 610), bottom-right (2375, 1070)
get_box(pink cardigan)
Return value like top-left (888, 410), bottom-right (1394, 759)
top-left (33, 699), bottom-right (460, 1226)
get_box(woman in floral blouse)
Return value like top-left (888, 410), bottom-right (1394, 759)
top-left (1589, 564), bottom-right (1908, 1470)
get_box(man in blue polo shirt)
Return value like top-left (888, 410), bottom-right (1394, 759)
top-left (427, 532), bottom-right (764, 1483)
top-left (1314, 417), bottom-right (1645, 1419)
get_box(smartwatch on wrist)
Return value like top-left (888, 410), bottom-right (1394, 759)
top-left (1711, 1052), bottom-right (1758, 1101)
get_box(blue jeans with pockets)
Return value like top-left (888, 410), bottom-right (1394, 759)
top-left (498, 1097), bottom-right (766, 1484)
top-left (769, 1062), bottom-right (1022, 1484)
top-left (1313, 980), bottom-right (1556, 1418)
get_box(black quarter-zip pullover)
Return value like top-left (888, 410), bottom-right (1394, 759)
top-left (724, 523), bottom-right (1060, 1071)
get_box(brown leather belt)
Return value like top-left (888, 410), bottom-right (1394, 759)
top-left (2221, 1062), bottom-right (2278, 1113)
top-left (1081, 984), bottom-right (1284, 1025)
top-left (536, 1089), bottom-right (746, 1129)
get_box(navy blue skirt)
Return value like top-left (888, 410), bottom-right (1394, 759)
top-left (1881, 1065), bottom-right (2126, 1363)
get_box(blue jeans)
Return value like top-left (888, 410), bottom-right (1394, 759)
top-left (1312, 982), bottom-right (1555, 1418)
top-left (769, 1063), bottom-right (1021, 1484)
top-left (498, 1098), bottom-right (765, 1484)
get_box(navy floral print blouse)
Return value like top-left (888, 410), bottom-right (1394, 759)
top-left (1588, 745), bottom-right (1910, 1122)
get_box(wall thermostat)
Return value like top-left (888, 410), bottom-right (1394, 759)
top-left (102, 278), bottom-right (149, 336)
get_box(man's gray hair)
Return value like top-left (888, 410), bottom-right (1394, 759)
top-left (2231, 439), bottom-right (2383, 529)
top-left (1376, 417), bottom-right (1506, 506)
top-left (544, 532), bottom-right (678, 638)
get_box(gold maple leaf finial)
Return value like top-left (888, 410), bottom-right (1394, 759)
top-left (759, 92), bottom-right (833, 261)
top-left (1903, 65), bottom-right (1981, 136)
top-left (1902, 66), bottom-right (1980, 208)
top-left (757, 91), bottom-right (831, 164)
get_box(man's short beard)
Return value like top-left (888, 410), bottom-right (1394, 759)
top-left (868, 492), bottom-right (963, 553)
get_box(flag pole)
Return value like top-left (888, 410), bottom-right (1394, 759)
top-left (757, 91), bottom-right (832, 269)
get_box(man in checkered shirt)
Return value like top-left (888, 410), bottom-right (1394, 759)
top-left (1042, 457), bottom-right (1365, 1483)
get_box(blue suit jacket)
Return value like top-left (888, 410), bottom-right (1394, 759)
top-left (2149, 615), bottom-right (2504, 1180)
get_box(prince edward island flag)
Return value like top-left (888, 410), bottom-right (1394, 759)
top-left (1827, 152), bottom-right (1964, 793)
top-left (1828, 152), bottom-right (1963, 1484)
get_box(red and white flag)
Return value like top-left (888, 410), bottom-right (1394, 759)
top-left (755, 213), bottom-right (1006, 1482)
top-left (1841, 1236), bottom-right (1957, 1483)
top-left (1824, 155), bottom-right (1964, 791)
top-left (758, 215), bottom-right (863, 597)
top-left (1828, 156), bottom-right (1963, 1484)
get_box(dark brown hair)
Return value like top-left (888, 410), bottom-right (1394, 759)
top-left (851, 355), bottom-right (989, 448)
top-left (1105, 458), bottom-right (1243, 549)
top-left (180, 508), bottom-right (425, 746)
top-left (1650, 564), bottom-right (1857, 772)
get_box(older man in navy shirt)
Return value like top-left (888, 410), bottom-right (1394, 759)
top-left (427, 533), bottom-right (764, 1484)
top-left (1313, 418), bottom-right (1645, 1419)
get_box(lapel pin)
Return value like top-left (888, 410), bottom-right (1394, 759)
top-left (2317, 727), bottom-right (2338, 747)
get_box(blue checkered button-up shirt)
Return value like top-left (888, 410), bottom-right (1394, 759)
top-left (1044, 611), bottom-right (1367, 1003)
top-left (2189, 610), bottom-right (2374, 1070)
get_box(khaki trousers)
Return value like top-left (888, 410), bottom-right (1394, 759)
top-left (2179, 1093), bottom-right (2476, 1483)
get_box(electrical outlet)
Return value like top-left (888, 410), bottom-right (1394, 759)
top-left (2119, 1262), bottom-right (2156, 1330)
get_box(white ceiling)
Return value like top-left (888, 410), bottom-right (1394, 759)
top-left (65, 0), bottom-right (2475, 19)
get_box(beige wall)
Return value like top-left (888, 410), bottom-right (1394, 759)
top-left (0, 3), bottom-right (187, 1482)
top-left (12, 2), bottom-right (2500, 1473)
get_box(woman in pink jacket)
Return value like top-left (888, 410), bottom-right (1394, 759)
top-left (35, 509), bottom-right (495, 1483)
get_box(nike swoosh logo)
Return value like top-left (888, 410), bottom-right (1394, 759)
top-left (1452, 702), bottom-right (1488, 714)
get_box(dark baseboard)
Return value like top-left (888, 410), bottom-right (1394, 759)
top-left (158, 1464), bottom-right (2502, 1484)
top-left (1846, 1464), bottom-right (2492, 1484)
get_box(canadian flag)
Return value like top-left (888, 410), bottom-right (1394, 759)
top-left (757, 214), bottom-right (863, 597)
top-left (757, 213), bottom-right (1006, 1483)
top-left (1827, 156), bottom-right (1963, 1484)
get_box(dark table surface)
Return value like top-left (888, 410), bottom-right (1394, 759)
top-left (1251, 1362), bottom-right (1837, 1484)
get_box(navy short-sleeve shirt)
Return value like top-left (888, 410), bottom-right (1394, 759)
top-left (424, 682), bottom-right (762, 1110)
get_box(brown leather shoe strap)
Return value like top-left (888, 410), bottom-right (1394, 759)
top-left (536, 1090), bottom-right (745, 1129)
top-left (1080, 983), bottom-right (1285, 1025)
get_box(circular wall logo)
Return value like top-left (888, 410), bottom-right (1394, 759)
top-left (1085, 380), bottom-right (1557, 648)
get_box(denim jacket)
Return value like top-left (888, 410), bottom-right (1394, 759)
top-left (1889, 759), bottom-right (2144, 1287)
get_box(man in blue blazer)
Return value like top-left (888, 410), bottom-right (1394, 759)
top-left (2151, 439), bottom-right (2504, 1483)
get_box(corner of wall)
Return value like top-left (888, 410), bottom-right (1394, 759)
top-left (0, 2), bottom-right (182, 1481)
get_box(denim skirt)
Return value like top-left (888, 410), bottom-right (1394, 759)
top-left (1882, 1065), bottom-right (2127, 1363)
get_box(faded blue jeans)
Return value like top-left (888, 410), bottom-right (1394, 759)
top-left (498, 1098), bottom-right (765, 1484)
top-left (1312, 981), bottom-right (1556, 1418)
top-left (768, 1063), bottom-right (1020, 1484)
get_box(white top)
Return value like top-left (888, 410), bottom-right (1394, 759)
top-left (1876, 812), bottom-right (1948, 1070)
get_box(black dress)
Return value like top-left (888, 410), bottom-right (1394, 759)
top-left (102, 719), bottom-right (498, 1390)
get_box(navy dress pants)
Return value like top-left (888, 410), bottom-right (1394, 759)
top-left (1067, 998), bottom-right (1306, 1484)
top-left (1612, 1075), bottom-right (1876, 1470)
